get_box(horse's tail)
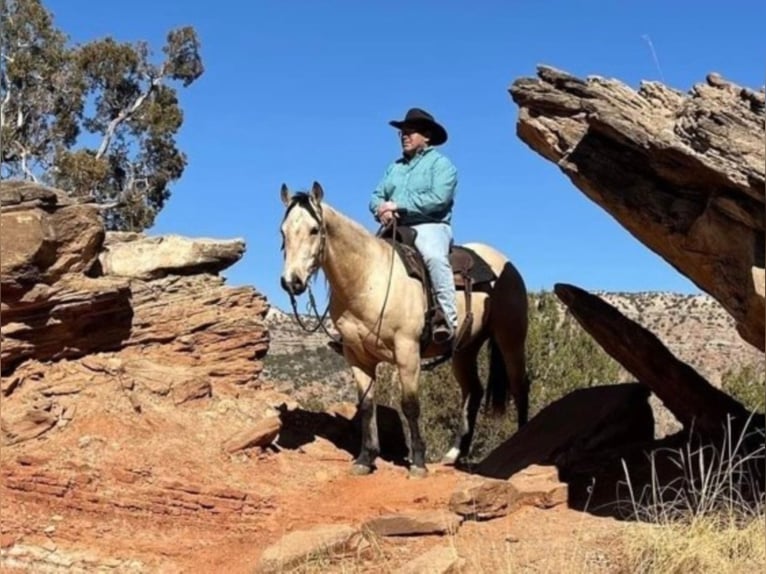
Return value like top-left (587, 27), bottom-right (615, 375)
top-left (485, 334), bottom-right (510, 416)
top-left (484, 259), bottom-right (530, 422)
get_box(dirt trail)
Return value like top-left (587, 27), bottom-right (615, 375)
top-left (1, 364), bottom-right (625, 573)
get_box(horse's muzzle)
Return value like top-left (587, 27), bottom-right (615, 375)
top-left (280, 274), bottom-right (306, 295)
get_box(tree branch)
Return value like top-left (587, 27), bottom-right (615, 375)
top-left (0, 55), bottom-right (12, 130)
top-left (14, 141), bottom-right (38, 182)
top-left (95, 72), bottom-right (164, 160)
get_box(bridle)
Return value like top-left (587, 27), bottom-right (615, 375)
top-left (280, 193), bottom-right (398, 349)
top-left (281, 194), bottom-right (336, 339)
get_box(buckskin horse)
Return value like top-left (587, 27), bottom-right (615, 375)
top-left (279, 181), bottom-right (529, 478)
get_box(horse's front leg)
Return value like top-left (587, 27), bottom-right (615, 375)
top-left (348, 360), bottom-right (379, 475)
top-left (396, 342), bottom-right (427, 478)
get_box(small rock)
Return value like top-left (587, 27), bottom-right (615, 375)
top-left (2, 408), bottom-right (58, 445)
top-left (449, 476), bottom-right (511, 520)
top-left (61, 404), bottom-right (77, 420)
top-left (40, 381), bottom-right (83, 396)
top-left (363, 510), bottom-right (462, 537)
top-left (43, 525), bottom-right (56, 535)
top-left (508, 464), bottom-right (568, 510)
top-left (449, 465), bottom-right (567, 520)
top-left (224, 416), bottom-right (282, 453)
top-left (256, 524), bottom-right (359, 573)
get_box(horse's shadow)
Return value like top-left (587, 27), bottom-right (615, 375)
top-left (275, 403), bottom-right (411, 468)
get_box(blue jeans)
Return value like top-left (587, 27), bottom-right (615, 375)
top-left (412, 222), bottom-right (457, 332)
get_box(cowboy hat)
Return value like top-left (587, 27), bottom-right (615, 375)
top-left (389, 107), bottom-right (448, 146)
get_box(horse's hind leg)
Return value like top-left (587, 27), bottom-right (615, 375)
top-left (442, 335), bottom-right (485, 465)
top-left (395, 341), bottom-right (427, 478)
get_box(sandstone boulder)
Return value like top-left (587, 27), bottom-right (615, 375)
top-left (1, 180), bottom-right (269, 384)
top-left (553, 283), bottom-right (755, 437)
top-left (98, 232), bottom-right (246, 280)
top-left (509, 66), bottom-right (765, 351)
top-left (1, 182), bottom-right (104, 294)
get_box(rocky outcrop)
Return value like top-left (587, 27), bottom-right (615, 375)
top-left (0, 180), bottom-right (281, 571)
top-left (509, 66), bottom-right (765, 351)
top-left (553, 283), bottom-right (755, 436)
top-left (505, 69), bottom-right (764, 516)
top-left (99, 232), bottom-right (246, 280)
top-left (1, 180), bottom-right (270, 436)
top-left (1, 182), bottom-right (104, 294)
top-left (1, 275), bottom-right (134, 375)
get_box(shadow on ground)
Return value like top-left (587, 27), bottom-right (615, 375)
top-left (275, 403), bottom-right (411, 468)
top-left (473, 383), bottom-right (765, 521)
top-left (272, 384), bottom-right (764, 521)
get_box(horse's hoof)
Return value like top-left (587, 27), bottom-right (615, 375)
top-left (349, 464), bottom-right (373, 476)
top-left (408, 466), bottom-right (428, 479)
top-left (441, 447), bottom-right (460, 466)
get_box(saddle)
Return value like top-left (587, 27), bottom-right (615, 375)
top-left (378, 224), bottom-right (497, 352)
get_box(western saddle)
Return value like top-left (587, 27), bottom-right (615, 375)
top-left (377, 224), bottom-right (497, 353)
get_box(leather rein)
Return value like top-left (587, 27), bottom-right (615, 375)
top-left (284, 197), bottom-right (397, 348)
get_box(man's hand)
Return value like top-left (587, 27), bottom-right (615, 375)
top-left (380, 210), bottom-right (397, 225)
top-left (377, 201), bottom-right (398, 225)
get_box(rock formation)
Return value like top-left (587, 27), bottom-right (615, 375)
top-left (491, 67), bottom-right (765, 511)
top-left (1, 180), bottom-right (270, 439)
top-left (509, 66), bottom-right (765, 352)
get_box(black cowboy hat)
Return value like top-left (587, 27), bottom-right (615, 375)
top-left (389, 107), bottom-right (448, 146)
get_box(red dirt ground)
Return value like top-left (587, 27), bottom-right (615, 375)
top-left (1, 368), bottom-right (625, 573)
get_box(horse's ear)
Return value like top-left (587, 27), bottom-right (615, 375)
top-left (310, 181), bottom-right (324, 204)
top-left (280, 183), bottom-right (292, 206)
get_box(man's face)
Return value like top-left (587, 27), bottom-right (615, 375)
top-left (400, 126), bottom-right (429, 156)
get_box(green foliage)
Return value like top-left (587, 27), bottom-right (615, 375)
top-left (376, 290), bottom-right (622, 462)
top-left (721, 362), bottom-right (765, 414)
top-left (525, 290), bottom-right (622, 408)
top-left (0, 0), bottom-right (203, 231)
top-left (265, 346), bottom-right (349, 389)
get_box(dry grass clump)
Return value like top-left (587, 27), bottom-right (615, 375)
top-left (619, 415), bottom-right (765, 573)
top-left (622, 513), bottom-right (764, 573)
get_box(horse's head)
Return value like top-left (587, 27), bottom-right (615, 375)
top-left (279, 181), bottom-right (326, 296)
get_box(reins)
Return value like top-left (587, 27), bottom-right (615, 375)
top-left (287, 210), bottom-right (399, 351)
top-left (287, 285), bottom-right (335, 339)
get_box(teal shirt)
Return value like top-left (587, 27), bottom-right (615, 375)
top-left (369, 147), bottom-right (458, 226)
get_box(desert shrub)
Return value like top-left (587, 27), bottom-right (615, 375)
top-left (721, 362), bottom-right (765, 414)
top-left (620, 417), bottom-right (765, 573)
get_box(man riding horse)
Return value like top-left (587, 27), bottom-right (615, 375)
top-left (330, 107), bottom-right (459, 354)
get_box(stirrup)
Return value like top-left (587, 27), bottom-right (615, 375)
top-left (432, 324), bottom-right (454, 345)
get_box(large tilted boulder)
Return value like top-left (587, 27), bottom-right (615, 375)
top-left (509, 66), bottom-right (765, 351)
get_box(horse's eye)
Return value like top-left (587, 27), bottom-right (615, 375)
top-left (309, 226), bottom-right (319, 235)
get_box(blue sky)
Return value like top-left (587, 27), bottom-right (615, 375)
top-left (46, 0), bottom-right (764, 312)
